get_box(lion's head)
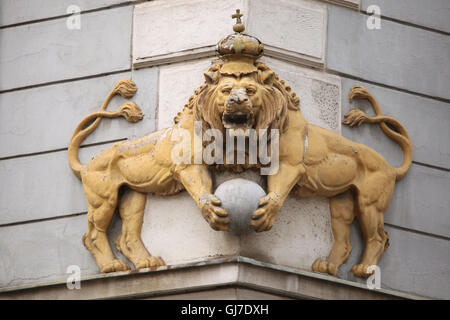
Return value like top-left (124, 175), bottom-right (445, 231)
top-left (186, 60), bottom-right (300, 134)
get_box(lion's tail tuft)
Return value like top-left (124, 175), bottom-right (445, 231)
top-left (343, 86), bottom-right (413, 181)
top-left (68, 79), bottom-right (141, 179)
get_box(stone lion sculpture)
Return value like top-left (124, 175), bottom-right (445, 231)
top-left (68, 12), bottom-right (412, 277)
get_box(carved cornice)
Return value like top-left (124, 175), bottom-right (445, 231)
top-left (320, 0), bottom-right (360, 10)
top-left (133, 44), bottom-right (324, 70)
top-left (0, 257), bottom-right (425, 300)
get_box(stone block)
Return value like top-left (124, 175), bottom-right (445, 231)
top-left (341, 78), bottom-right (450, 170)
top-left (0, 143), bottom-right (115, 225)
top-left (327, 5), bottom-right (450, 100)
top-left (361, 0), bottom-right (450, 33)
top-left (247, 0), bottom-right (327, 68)
top-left (320, 0), bottom-right (360, 10)
top-left (263, 57), bottom-right (341, 133)
top-left (158, 59), bottom-right (212, 129)
top-left (0, 70), bottom-right (157, 158)
top-left (0, 215), bottom-right (99, 287)
top-left (240, 195), bottom-right (333, 272)
top-left (386, 164), bottom-right (450, 238)
top-left (0, 6), bottom-right (132, 91)
top-left (337, 223), bottom-right (450, 299)
top-left (133, 0), bottom-right (327, 68)
top-left (133, 0), bottom-right (246, 68)
top-left (0, 0), bottom-right (136, 27)
top-left (141, 193), bottom-right (240, 265)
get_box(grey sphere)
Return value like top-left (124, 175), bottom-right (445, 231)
top-left (214, 178), bottom-right (266, 235)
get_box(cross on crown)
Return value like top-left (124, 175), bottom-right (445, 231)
top-left (232, 9), bottom-right (245, 33)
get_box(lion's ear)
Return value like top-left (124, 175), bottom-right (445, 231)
top-left (261, 70), bottom-right (274, 85)
top-left (204, 71), bottom-right (218, 84)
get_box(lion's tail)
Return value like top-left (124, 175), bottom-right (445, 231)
top-left (343, 86), bottom-right (412, 181)
top-left (68, 79), bottom-right (143, 179)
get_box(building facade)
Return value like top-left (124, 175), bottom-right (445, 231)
top-left (0, 0), bottom-right (449, 299)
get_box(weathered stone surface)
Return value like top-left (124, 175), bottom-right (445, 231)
top-left (215, 179), bottom-right (266, 235)
top-left (337, 223), bottom-right (450, 299)
top-left (158, 59), bottom-right (212, 129)
top-left (141, 193), bottom-right (240, 265)
top-left (0, 69), bottom-right (157, 158)
top-left (386, 164), bottom-right (450, 238)
top-left (327, 5), bottom-right (450, 100)
top-left (0, 215), bottom-right (99, 287)
top-left (146, 287), bottom-right (291, 300)
top-left (0, 257), bottom-right (413, 299)
top-left (320, 0), bottom-right (360, 10)
top-left (262, 57), bottom-right (341, 133)
top-left (133, 0), bottom-right (327, 68)
top-left (0, 0), bottom-right (136, 27)
top-left (240, 195), bottom-right (333, 272)
top-left (362, 0), bottom-right (450, 33)
top-left (128, 67), bottom-right (159, 137)
top-left (341, 78), bottom-right (450, 170)
top-left (133, 0), bottom-right (246, 67)
top-left (0, 6), bottom-right (132, 91)
top-left (0, 143), bottom-right (115, 225)
top-left (247, 0), bottom-right (326, 67)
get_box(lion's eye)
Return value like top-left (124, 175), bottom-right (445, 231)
top-left (246, 88), bottom-right (256, 95)
top-left (221, 88), bottom-right (231, 94)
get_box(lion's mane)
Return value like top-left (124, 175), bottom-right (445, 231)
top-left (174, 60), bottom-right (300, 134)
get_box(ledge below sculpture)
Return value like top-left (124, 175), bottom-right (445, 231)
top-left (0, 256), bottom-right (423, 300)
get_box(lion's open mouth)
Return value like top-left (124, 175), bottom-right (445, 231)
top-left (223, 112), bottom-right (251, 128)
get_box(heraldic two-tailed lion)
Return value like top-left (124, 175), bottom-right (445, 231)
top-left (68, 11), bottom-right (412, 277)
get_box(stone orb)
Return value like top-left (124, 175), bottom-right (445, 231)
top-left (214, 178), bottom-right (266, 235)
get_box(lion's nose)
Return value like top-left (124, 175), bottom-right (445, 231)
top-left (229, 94), bottom-right (248, 105)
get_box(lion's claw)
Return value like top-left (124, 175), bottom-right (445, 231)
top-left (135, 256), bottom-right (165, 269)
top-left (199, 194), bottom-right (230, 231)
top-left (351, 264), bottom-right (375, 278)
top-left (250, 192), bottom-right (280, 232)
top-left (312, 258), bottom-right (338, 276)
top-left (100, 259), bottom-right (130, 273)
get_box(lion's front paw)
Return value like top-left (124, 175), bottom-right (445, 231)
top-left (135, 256), bottom-right (165, 270)
top-left (351, 264), bottom-right (376, 278)
top-left (250, 192), bottom-right (281, 232)
top-left (199, 194), bottom-right (230, 231)
top-left (312, 258), bottom-right (338, 276)
top-left (100, 259), bottom-right (130, 273)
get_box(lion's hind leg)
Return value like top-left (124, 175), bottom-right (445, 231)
top-left (352, 177), bottom-right (393, 278)
top-left (82, 181), bottom-right (130, 273)
top-left (115, 189), bottom-right (165, 269)
top-left (312, 191), bottom-right (355, 276)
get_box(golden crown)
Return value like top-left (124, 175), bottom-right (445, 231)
top-left (216, 9), bottom-right (264, 60)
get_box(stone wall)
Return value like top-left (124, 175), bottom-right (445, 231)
top-left (0, 0), bottom-right (448, 299)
